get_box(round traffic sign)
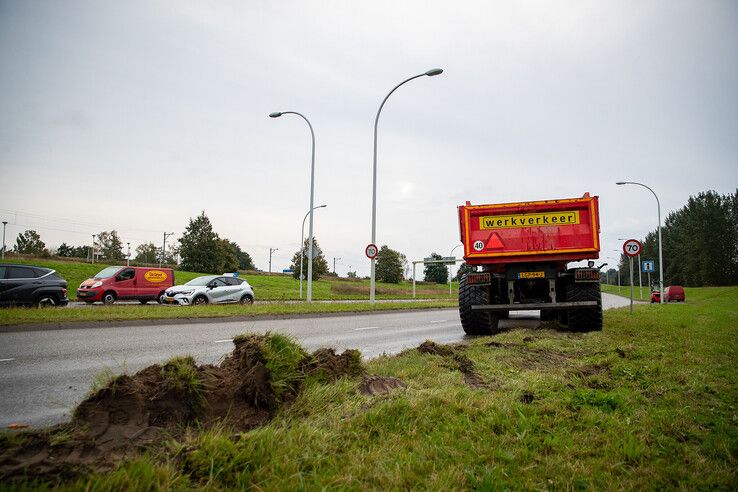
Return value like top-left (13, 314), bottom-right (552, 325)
top-left (365, 243), bottom-right (378, 259)
top-left (623, 239), bottom-right (642, 257)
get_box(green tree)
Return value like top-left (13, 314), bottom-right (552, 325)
top-left (56, 243), bottom-right (73, 257)
top-left (230, 241), bottom-right (255, 270)
top-left (375, 245), bottom-right (403, 283)
top-left (289, 237), bottom-right (329, 280)
top-left (96, 230), bottom-right (124, 261)
top-left (454, 262), bottom-right (474, 281)
top-left (346, 270), bottom-right (358, 278)
top-left (70, 245), bottom-right (89, 258)
top-left (424, 252), bottom-right (449, 283)
top-left (215, 238), bottom-right (240, 273)
top-left (178, 212), bottom-right (220, 273)
top-left (14, 230), bottom-right (47, 255)
top-left (135, 242), bottom-right (159, 264)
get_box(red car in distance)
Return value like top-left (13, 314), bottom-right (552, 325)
top-left (651, 285), bottom-right (686, 303)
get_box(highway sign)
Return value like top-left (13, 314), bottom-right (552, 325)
top-left (365, 243), bottom-right (378, 259)
top-left (423, 256), bottom-right (456, 265)
top-left (642, 260), bottom-right (655, 273)
top-left (623, 239), bottom-right (642, 257)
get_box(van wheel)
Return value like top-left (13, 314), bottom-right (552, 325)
top-left (192, 295), bottom-right (208, 306)
top-left (36, 295), bottom-right (58, 307)
top-left (239, 294), bottom-right (254, 305)
top-left (102, 291), bottom-right (116, 305)
top-left (139, 300), bottom-right (148, 305)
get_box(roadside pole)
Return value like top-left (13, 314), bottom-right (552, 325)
top-left (638, 253), bottom-right (643, 299)
top-left (623, 239), bottom-right (642, 315)
top-left (630, 256), bottom-right (634, 314)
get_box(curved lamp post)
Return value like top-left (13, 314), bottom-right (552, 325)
top-left (449, 243), bottom-right (462, 296)
top-left (271, 111), bottom-right (317, 302)
top-left (370, 68), bottom-right (444, 303)
top-left (300, 204), bottom-right (327, 299)
top-left (616, 181), bottom-right (664, 304)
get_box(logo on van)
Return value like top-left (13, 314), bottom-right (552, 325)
top-left (144, 270), bottom-right (168, 283)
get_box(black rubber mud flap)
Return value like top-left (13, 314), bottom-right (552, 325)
top-left (565, 282), bottom-right (603, 332)
top-left (459, 274), bottom-right (501, 335)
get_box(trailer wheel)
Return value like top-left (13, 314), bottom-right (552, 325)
top-left (565, 282), bottom-right (602, 332)
top-left (459, 275), bottom-right (500, 335)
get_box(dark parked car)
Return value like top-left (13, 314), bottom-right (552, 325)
top-left (0, 264), bottom-right (69, 307)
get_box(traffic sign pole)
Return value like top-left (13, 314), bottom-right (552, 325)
top-left (630, 256), bottom-right (634, 314)
top-left (638, 253), bottom-right (642, 299)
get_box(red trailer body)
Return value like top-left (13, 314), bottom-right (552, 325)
top-left (459, 194), bottom-right (600, 265)
top-left (456, 193), bottom-right (603, 335)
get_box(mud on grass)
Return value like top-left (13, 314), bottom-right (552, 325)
top-left (0, 333), bottom-right (368, 482)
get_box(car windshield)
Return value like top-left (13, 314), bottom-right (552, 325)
top-left (184, 276), bottom-right (216, 286)
top-left (94, 267), bottom-right (121, 279)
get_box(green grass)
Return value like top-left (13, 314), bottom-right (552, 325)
top-left (0, 257), bottom-right (457, 301)
top-left (0, 300), bottom-right (458, 326)
top-left (16, 286), bottom-right (737, 490)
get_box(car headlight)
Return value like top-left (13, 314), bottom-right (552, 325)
top-left (91, 281), bottom-right (103, 288)
top-left (179, 290), bottom-right (194, 296)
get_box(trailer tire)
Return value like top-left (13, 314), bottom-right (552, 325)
top-left (565, 282), bottom-right (602, 332)
top-left (459, 275), bottom-right (500, 335)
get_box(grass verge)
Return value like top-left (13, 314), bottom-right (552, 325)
top-left (3, 287), bottom-right (736, 489)
top-left (0, 300), bottom-right (458, 326)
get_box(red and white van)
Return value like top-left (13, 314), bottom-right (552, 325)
top-left (77, 266), bottom-right (175, 305)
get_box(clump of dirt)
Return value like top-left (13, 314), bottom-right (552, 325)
top-left (520, 392), bottom-right (535, 404)
top-left (569, 362), bottom-right (611, 378)
top-left (300, 348), bottom-right (364, 383)
top-left (417, 341), bottom-right (496, 389)
top-left (359, 375), bottom-right (407, 395)
top-left (417, 340), bottom-right (454, 357)
top-left (485, 339), bottom-right (574, 370)
top-left (0, 334), bottom-right (365, 483)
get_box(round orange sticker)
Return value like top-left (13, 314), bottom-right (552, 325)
top-left (144, 270), bottom-right (168, 283)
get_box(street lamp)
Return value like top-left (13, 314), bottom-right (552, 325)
top-left (269, 247), bottom-right (279, 273)
top-left (370, 68), bottom-right (444, 303)
top-left (616, 181), bottom-right (664, 304)
top-left (300, 204), bottom-right (327, 299)
top-left (91, 234), bottom-right (96, 264)
top-left (1, 221), bottom-right (7, 259)
top-left (333, 256), bottom-right (341, 275)
top-left (449, 244), bottom-right (462, 297)
top-left (271, 111), bottom-right (317, 302)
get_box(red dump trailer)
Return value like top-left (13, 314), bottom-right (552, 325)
top-left (457, 193), bottom-right (603, 334)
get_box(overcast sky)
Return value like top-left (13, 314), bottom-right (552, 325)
top-left (1, 1), bottom-right (736, 278)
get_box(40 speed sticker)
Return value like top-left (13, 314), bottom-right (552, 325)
top-left (473, 240), bottom-right (484, 251)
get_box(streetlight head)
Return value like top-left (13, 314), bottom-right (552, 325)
top-left (269, 112), bottom-right (283, 118)
top-left (615, 182), bottom-right (626, 185)
top-left (425, 68), bottom-right (443, 76)
top-left (318, 204), bottom-right (327, 209)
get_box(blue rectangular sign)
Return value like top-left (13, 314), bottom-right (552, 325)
top-left (642, 260), bottom-right (655, 273)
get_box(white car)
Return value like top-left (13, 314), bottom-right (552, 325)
top-left (162, 275), bottom-right (254, 306)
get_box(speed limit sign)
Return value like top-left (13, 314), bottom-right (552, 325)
top-left (623, 239), bottom-right (642, 257)
top-left (365, 243), bottom-right (378, 259)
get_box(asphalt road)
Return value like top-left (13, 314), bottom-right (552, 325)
top-left (0, 293), bottom-right (632, 428)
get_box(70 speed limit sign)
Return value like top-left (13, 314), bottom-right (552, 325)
top-left (623, 239), bottom-right (642, 257)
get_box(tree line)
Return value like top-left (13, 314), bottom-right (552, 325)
top-left (606, 190), bottom-right (737, 287)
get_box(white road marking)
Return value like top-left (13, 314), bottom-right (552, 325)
top-left (214, 339), bottom-right (233, 344)
top-left (0, 358), bottom-right (15, 363)
top-left (354, 326), bottom-right (380, 331)
top-left (429, 320), bottom-right (448, 324)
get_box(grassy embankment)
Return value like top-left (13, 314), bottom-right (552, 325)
top-left (6, 286), bottom-right (736, 489)
top-left (0, 258), bottom-right (456, 301)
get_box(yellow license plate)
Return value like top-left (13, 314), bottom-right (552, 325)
top-left (519, 271), bottom-right (545, 279)
top-left (165, 296), bottom-right (174, 301)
